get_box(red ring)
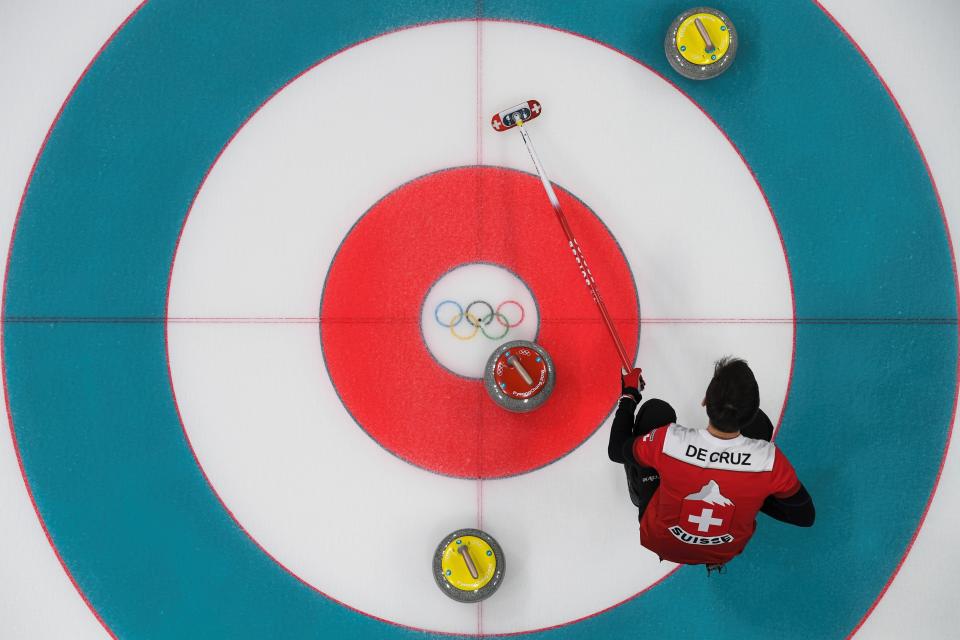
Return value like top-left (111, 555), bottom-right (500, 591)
top-left (320, 166), bottom-right (639, 478)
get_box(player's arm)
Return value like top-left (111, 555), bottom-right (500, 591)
top-left (760, 450), bottom-right (815, 527)
top-left (608, 368), bottom-right (644, 463)
top-left (760, 484), bottom-right (815, 527)
top-left (607, 391), bottom-right (639, 463)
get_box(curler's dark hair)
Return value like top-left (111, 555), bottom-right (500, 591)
top-left (705, 357), bottom-right (759, 434)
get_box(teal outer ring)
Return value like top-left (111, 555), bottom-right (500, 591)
top-left (3, 1), bottom-right (956, 638)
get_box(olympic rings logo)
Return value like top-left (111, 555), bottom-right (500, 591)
top-left (434, 300), bottom-right (526, 340)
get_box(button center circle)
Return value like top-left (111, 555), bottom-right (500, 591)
top-left (421, 263), bottom-right (539, 379)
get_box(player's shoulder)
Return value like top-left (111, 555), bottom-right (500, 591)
top-left (739, 433), bottom-right (779, 453)
top-left (662, 423), bottom-right (696, 442)
top-left (737, 434), bottom-right (781, 469)
top-left (634, 421), bottom-right (677, 446)
top-left (658, 423), bottom-right (703, 452)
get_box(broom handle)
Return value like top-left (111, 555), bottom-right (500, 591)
top-left (516, 120), bottom-right (633, 374)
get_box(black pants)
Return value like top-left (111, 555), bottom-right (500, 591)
top-left (624, 400), bottom-right (774, 512)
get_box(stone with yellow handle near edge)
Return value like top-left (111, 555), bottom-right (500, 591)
top-left (665, 7), bottom-right (738, 80)
top-left (433, 529), bottom-right (506, 603)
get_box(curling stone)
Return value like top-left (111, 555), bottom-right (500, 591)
top-left (665, 7), bottom-right (738, 80)
top-left (433, 528), bottom-right (505, 603)
top-left (483, 340), bottom-right (555, 412)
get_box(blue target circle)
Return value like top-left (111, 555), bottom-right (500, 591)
top-left (4, 1), bottom-right (956, 638)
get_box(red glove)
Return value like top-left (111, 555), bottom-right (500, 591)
top-left (620, 367), bottom-right (645, 402)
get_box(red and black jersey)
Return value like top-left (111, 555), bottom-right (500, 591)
top-left (633, 424), bottom-right (800, 565)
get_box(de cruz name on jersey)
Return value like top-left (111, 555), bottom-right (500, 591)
top-left (684, 445), bottom-right (752, 466)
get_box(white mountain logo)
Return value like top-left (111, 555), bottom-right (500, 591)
top-left (685, 480), bottom-right (733, 506)
top-left (670, 480), bottom-right (737, 545)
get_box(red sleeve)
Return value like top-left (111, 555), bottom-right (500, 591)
top-left (769, 448), bottom-right (801, 498)
top-left (632, 426), bottom-right (664, 468)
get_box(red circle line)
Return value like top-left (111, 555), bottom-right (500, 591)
top-left (18, 9), bottom-right (947, 640)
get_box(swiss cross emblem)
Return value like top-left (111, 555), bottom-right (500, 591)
top-left (670, 480), bottom-right (737, 545)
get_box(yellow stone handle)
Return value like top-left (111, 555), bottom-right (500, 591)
top-left (458, 544), bottom-right (479, 579)
top-left (694, 17), bottom-right (715, 52)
